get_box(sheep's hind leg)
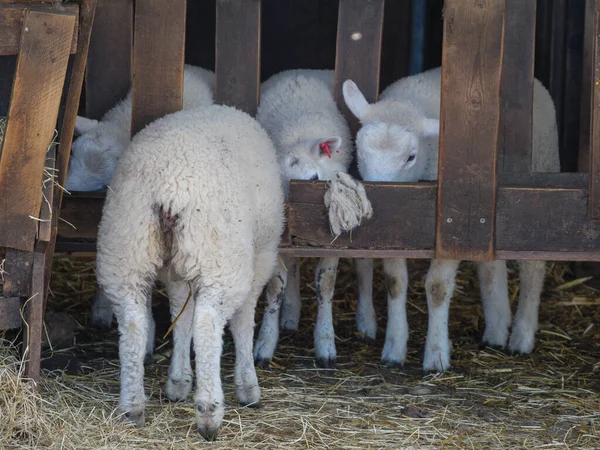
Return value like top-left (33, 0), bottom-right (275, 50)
top-left (381, 258), bottom-right (409, 367)
top-left (280, 257), bottom-right (301, 332)
top-left (355, 258), bottom-right (377, 341)
top-left (254, 261), bottom-right (287, 367)
top-left (476, 260), bottom-right (511, 349)
top-left (90, 287), bottom-right (114, 329)
top-left (509, 260), bottom-right (546, 355)
top-left (314, 257), bottom-right (339, 368)
top-left (164, 280), bottom-right (194, 402)
top-left (423, 259), bottom-right (460, 373)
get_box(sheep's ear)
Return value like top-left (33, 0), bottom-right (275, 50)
top-left (311, 137), bottom-right (342, 159)
top-left (75, 116), bottom-right (99, 134)
top-left (421, 118), bottom-right (440, 138)
top-left (342, 80), bottom-right (369, 120)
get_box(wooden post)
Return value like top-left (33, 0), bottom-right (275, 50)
top-left (23, 252), bottom-right (45, 382)
top-left (498, 0), bottom-right (536, 173)
top-left (0, 10), bottom-right (75, 252)
top-left (333, 0), bottom-right (385, 134)
top-left (131, 0), bottom-right (186, 136)
top-left (85, 0), bottom-right (133, 120)
top-left (215, 0), bottom-right (261, 115)
top-left (589, 0), bottom-right (600, 218)
top-left (435, 0), bottom-right (504, 262)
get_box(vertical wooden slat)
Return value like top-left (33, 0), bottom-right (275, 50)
top-left (0, 10), bottom-right (75, 252)
top-left (589, 0), bottom-right (600, 218)
top-left (579, 0), bottom-right (595, 172)
top-left (498, 0), bottom-right (536, 173)
top-left (215, 0), bottom-right (261, 115)
top-left (436, 0), bottom-right (504, 262)
top-left (23, 251), bottom-right (45, 382)
top-left (131, 0), bottom-right (186, 136)
top-left (334, 0), bottom-right (385, 135)
top-left (85, 0), bottom-right (133, 120)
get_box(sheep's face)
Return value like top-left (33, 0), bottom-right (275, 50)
top-left (65, 117), bottom-right (124, 191)
top-left (281, 136), bottom-right (347, 184)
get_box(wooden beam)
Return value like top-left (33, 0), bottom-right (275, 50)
top-left (0, 3), bottom-right (79, 55)
top-left (498, 0), bottom-right (536, 173)
top-left (579, 0), bottom-right (595, 172)
top-left (24, 251), bottom-right (45, 382)
top-left (436, 0), bottom-right (504, 262)
top-left (85, 0), bottom-right (132, 120)
top-left (214, 0), bottom-right (261, 115)
top-left (0, 9), bottom-right (75, 252)
top-left (0, 297), bottom-right (23, 330)
top-left (590, 0), bottom-right (600, 218)
top-left (334, 0), bottom-right (385, 134)
top-left (131, 0), bottom-right (186, 136)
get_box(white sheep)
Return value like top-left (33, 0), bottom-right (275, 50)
top-left (253, 69), bottom-right (372, 368)
top-left (343, 66), bottom-right (559, 372)
top-left (65, 64), bottom-right (215, 192)
top-left (95, 104), bottom-right (285, 440)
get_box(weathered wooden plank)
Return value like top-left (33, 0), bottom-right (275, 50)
top-left (579, 0), bottom-right (595, 172)
top-left (590, 0), bottom-right (600, 218)
top-left (24, 251), bottom-right (45, 382)
top-left (3, 249), bottom-right (33, 297)
top-left (334, 0), bottom-right (385, 134)
top-left (85, 0), bottom-right (132, 120)
top-left (36, 145), bottom-right (56, 249)
top-left (0, 10), bottom-right (75, 252)
top-left (214, 0), bottom-right (261, 115)
top-left (0, 3), bottom-right (79, 55)
top-left (498, 0), bottom-right (536, 173)
top-left (131, 0), bottom-right (186, 136)
top-left (57, 194), bottom-right (105, 239)
top-left (436, 0), bottom-right (504, 262)
top-left (0, 297), bottom-right (23, 330)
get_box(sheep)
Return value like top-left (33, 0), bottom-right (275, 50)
top-left (342, 66), bottom-right (559, 372)
top-left (65, 64), bottom-right (215, 192)
top-left (95, 104), bottom-right (285, 440)
top-left (253, 69), bottom-right (372, 369)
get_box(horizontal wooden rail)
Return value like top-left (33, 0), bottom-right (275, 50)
top-left (0, 3), bottom-right (79, 55)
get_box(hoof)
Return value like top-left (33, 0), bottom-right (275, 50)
top-left (316, 357), bottom-right (336, 369)
top-left (240, 399), bottom-right (261, 409)
top-left (198, 426), bottom-right (219, 442)
top-left (119, 409), bottom-right (145, 428)
top-left (254, 357), bottom-right (271, 369)
top-left (381, 358), bottom-right (404, 369)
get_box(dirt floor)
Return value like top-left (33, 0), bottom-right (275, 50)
top-left (2, 256), bottom-right (600, 449)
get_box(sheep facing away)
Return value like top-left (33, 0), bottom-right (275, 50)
top-left (95, 105), bottom-right (285, 440)
top-left (342, 66), bottom-right (559, 372)
top-left (65, 64), bottom-right (215, 192)
top-left (253, 69), bottom-right (372, 368)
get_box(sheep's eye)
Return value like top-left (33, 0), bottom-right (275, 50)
top-left (407, 154), bottom-right (416, 163)
top-left (290, 158), bottom-right (299, 167)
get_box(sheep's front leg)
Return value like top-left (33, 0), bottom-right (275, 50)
top-left (509, 260), bottom-right (546, 355)
top-left (111, 287), bottom-right (152, 427)
top-left (280, 257), bottom-right (301, 332)
top-left (314, 257), bottom-right (339, 368)
top-left (354, 258), bottom-right (377, 341)
top-left (476, 260), bottom-right (511, 348)
top-left (254, 261), bottom-right (287, 367)
top-left (164, 280), bottom-right (194, 402)
top-left (381, 258), bottom-right (408, 367)
top-left (423, 259), bottom-right (460, 373)
top-left (193, 296), bottom-right (228, 441)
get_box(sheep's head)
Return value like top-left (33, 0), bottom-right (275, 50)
top-left (342, 80), bottom-right (439, 182)
top-left (64, 116), bottom-right (125, 192)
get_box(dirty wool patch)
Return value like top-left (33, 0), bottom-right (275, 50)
top-left (1, 257), bottom-right (599, 449)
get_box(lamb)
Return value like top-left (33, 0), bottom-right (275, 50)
top-left (95, 104), bottom-right (285, 440)
top-left (342, 66), bottom-right (559, 372)
top-left (253, 69), bottom-right (372, 368)
top-left (65, 64), bottom-right (215, 192)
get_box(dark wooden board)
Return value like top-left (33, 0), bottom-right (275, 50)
top-left (130, 0), bottom-right (186, 136)
top-left (24, 251), bottom-right (45, 381)
top-left (0, 297), bottom-right (23, 330)
top-left (3, 249), bottom-right (33, 297)
top-left (436, 0), bottom-right (504, 262)
top-left (0, 3), bottom-right (78, 55)
top-left (214, 0), bottom-right (261, 115)
top-left (333, 0), bottom-right (385, 134)
top-left (498, 0), bottom-right (535, 173)
top-left (590, 0), bottom-right (600, 218)
top-left (85, 0), bottom-right (132, 120)
top-left (579, 0), bottom-right (594, 172)
top-left (36, 145), bottom-right (56, 249)
top-left (56, 194), bottom-right (104, 239)
top-left (0, 10), bottom-right (75, 252)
